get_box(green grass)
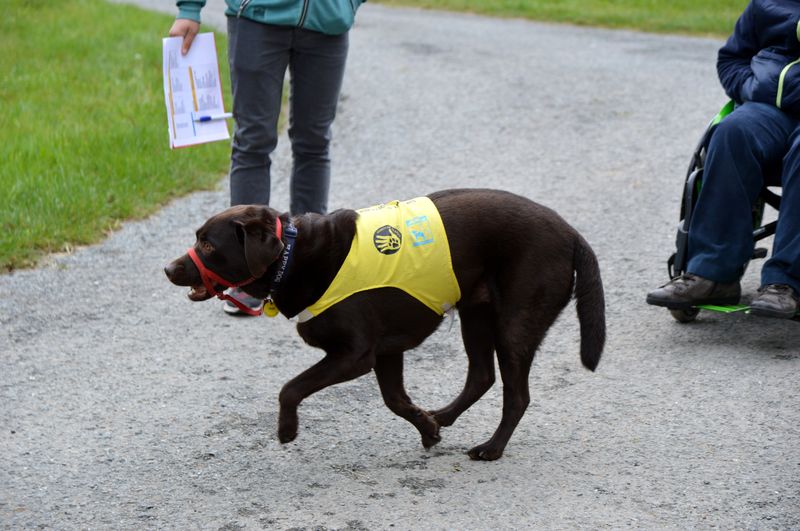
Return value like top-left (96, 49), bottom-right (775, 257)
top-left (1, 0), bottom-right (746, 271)
top-left (374, 0), bottom-right (747, 36)
top-left (0, 0), bottom-right (232, 270)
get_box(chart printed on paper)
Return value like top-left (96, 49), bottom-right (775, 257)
top-left (162, 33), bottom-right (230, 149)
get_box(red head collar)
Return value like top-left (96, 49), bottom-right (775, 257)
top-left (185, 217), bottom-right (283, 316)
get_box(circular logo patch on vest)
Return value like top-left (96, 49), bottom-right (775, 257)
top-left (373, 225), bottom-right (402, 255)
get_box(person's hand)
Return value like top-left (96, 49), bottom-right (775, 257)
top-left (169, 18), bottom-right (200, 55)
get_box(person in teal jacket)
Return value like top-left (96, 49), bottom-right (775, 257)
top-left (169, 0), bottom-right (365, 315)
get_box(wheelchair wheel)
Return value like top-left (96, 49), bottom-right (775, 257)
top-left (670, 307), bottom-right (699, 323)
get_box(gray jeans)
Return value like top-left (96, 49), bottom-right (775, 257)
top-left (227, 16), bottom-right (349, 214)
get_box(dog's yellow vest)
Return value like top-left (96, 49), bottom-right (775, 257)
top-left (298, 197), bottom-right (461, 322)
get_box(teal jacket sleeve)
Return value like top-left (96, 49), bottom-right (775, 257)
top-left (176, 0), bottom-right (206, 22)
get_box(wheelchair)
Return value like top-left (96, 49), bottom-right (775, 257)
top-left (664, 100), bottom-right (783, 323)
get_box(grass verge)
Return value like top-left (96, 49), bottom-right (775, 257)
top-left (0, 0), bottom-right (231, 270)
top-left (374, 0), bottom-right (747, 37)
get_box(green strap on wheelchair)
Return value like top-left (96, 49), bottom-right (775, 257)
top-left (693, 100), bottom-right (736, 197)
top-left (710, 100), bottom-right (735, 126)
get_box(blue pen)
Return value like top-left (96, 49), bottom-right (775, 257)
top-left (193, 112), bottom-right (233, 122)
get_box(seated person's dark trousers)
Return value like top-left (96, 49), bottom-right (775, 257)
top-left (687, 101), bottom-right (800, 295)
top-left (226, 16), bottom-right (349, 215)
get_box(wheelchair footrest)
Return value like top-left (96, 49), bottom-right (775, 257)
top-left (694, 303), bottom-right (799, 317)
top-left (695, 304), bottom-right (750, 313)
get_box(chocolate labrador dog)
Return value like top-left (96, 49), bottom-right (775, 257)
top-left (165, 188), bottom-right (605, 460)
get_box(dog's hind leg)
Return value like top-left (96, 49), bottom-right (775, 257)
top-left (429, 303), bottom-right (495, 427)
top-left (467, 333), bottom-right (536, 461)
top-left (467, 299), bottom-right (564, 461)
top-left (278, 350), bottom-right (375, 444)
top-left (374, 352), bottom-right (441, 449)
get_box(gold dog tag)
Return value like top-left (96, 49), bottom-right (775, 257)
top-left (263, 299), bottom-right (279, 318)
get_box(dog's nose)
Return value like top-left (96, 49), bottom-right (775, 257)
top-left (164, 262), bottom-right (181, 281)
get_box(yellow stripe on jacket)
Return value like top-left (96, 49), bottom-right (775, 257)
top-left (298, 197), bottom-right (461, 322)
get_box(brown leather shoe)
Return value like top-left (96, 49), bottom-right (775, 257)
top-left (749, 284), bottom-right (800, 319)
top-left (646, 273), bottom-right (741, 310)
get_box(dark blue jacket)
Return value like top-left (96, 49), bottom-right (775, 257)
top-left (718, 0), bottom-right (800, 114)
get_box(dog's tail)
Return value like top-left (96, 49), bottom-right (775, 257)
top-left (573, 235), bottom-right (606, 371)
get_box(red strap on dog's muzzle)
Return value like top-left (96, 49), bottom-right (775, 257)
top-left (187, 247), bottom-right (261, 316)
top-left (184, 218), bottom-right (283, 317)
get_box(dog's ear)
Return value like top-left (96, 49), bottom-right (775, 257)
top-left (235, 207), bottom-right (284, 278)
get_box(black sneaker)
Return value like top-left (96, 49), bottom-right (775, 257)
top-left (749, 284), bottom-right (800, 319)
top-left (646, 273), bottom-right (741, 310)
top-left (223, 287), bottom-right (264, 316)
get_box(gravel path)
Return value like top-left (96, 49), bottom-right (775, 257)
top-left (2, 2), bottom-right (799, 528)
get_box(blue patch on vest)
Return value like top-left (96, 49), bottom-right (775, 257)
top-left (406, 216), bottom-right (434, 247)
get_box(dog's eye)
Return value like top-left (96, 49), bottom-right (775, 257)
top-left (200, 241), bottom-right (214, 255)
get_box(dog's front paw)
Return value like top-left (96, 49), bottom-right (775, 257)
top-left (278, 413), bottom-right (298, 444)
top-left (467, 442), bottom-right (504, 461)
top-left (421, 430), bottom-right (441, 449)
top-left (416, 410), bottom-right (441, 449)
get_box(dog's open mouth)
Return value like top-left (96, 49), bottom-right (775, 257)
top-left (188, 284), bottom-right (215, 301)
